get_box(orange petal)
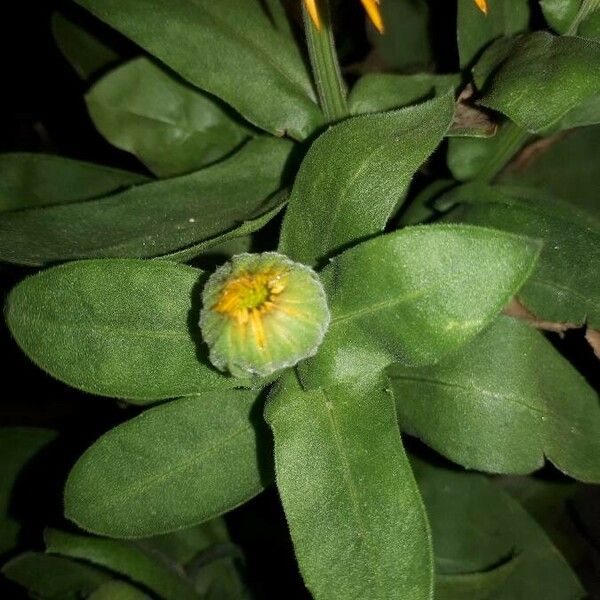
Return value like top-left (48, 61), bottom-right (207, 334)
top-left (474, 0), bottom-right (488, 15)
top-left (304, 0), bottom-right (321, 30)
top-left (361, 0), bottom-right (385, 33)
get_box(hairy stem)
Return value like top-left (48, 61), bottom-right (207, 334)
top-left (302, 0), bottom-right (348, 121)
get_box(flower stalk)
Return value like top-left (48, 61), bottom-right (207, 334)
top-left (302, 0), bottom-right (348, 121)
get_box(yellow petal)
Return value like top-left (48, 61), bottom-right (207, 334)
top-left (474, 0), bottom-right (489, 15)
top-left (361, 0), bottom-right (385, 33)
top-left (304, 0), bottom-right (321, 30)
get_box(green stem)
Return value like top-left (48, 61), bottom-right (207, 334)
top-left (567, 0), bottom-right (600, 35)
top-left (476, 122), bottom-right (531, 182)
top-left (302, 0), bottom-right (348, 121)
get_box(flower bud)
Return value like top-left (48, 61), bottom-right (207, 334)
top-left (200, 252), bottom-right (330, 377)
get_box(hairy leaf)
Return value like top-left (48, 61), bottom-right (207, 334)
top-left (349, 73), bottom-right (458, 115)
top-left (391, 316), bottom-right (600, 481)
top-left (265, 374), bottom-right (433, 600)
top-left (414, 459), bottom-right (585, 598)
top-left (441, 183), bottom-right (600, 327)
top-left (0, 138), bottom-right (291, 265)
top-left (5, 259), bottom-right (265, 402)
top-left (1, 552), bottom-right (111, 599)
top-left (457, 0), bottom-right (529, 68)
top-left (0, 153), bottom-right (148, 212)
top-left (45, 529), bottom-right (198, 600)
top-left (279, 94), bottom-right (455, 267)
top-left (73, 0), bottom-right (321, 139)
top-left (87, 57), bottom-right (250, 177)
top-left (498, 126), bottom-right (600, 219)
top-left (298, 224), bottom-right (539, 389)
top-left (65, 390), bottom-right (270, 537)
top-left (474, 32), bottom-right (600, 132)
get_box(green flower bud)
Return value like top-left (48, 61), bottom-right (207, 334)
top-left (200, 252), bottom-right (330, 377)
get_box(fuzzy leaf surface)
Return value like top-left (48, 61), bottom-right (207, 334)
top-left (298, 224), bottom-right (539, 389)
top-left (0, 153), bottom-right (148, 212)
top-left (391, 316), bottom-right (600, 481)
top-left (0, 138), bottom-right (291, 265)
top-left (265, 375), bottom-right (432, 600)
top-left (64, 390), bottom-right (270, 537)
top-left (414, 459), bottom-right (585, 599)
top-left (474, 32), bottom-right (600, 132)
top-left (279, 94), bottom-right (455, 267)
top-left (87, 57), bottom-right (249, 177)
top-left (1, 552), bottom-right (111, 599)
top-left (5, 259), bottom-right (265, 402)
top-left (73, 0), bottom-right (321, 139)
top-left (441, 183), bottom-right (600, 327)
top-left (45, 529), bottom-right (199, 600)
top-left (457, 0), bottom-right (529, 68)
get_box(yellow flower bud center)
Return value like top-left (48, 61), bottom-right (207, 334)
top-left (213, 269), bottom-right (288, 328)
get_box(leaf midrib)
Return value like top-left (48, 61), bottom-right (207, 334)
top-left (85, 421), bottom-right (253, 513)
top-left (317, 389), bottom-right (383, 591)
top-left (393, 373), bottom-right (582, 429)
top-left (15, 311), bottom-right (190, 341)
top-left (331, 281), bottom-right (443, 325)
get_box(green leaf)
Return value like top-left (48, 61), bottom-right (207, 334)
top-left (143, 519), bottom-right (231, 566)
top-left (298, 224), bottom-right (539, 390)
top-left (474, 32), bottom-right (600, 132)
top-left (279, 94), bottom-right (455, 267)
top-left (0, 428), bottom-right (57, 558)
top-left (157, 190), bottom-right (287, 263)
top-left (446, 122), bottom-right (530, 182)
top-left (457, 0), bottom-right (529, 68)
top-left (87, 57), bottom-right (250, 177)
top-left (73, 0), bottom-right (321, 140)
top-left (368, 0), bottom-right (432, 70)
top-left (194, 559), bottom-right (248, 600)
top-left (51, 11), bottom-right (121, 80)
top-left (436, 559), bottom-right (516, 600)
top-left (413, 459), bottom-right (585, 599)
top-left (554, 93), bottom-right (600, 131)
top-left (44, 529), bottom-right (199, 600)
top-left (265, 374), bottom-right (433, 600)
top-left (142, 520), bottom-right (249, 599)
top-left (579, 7), bottom-right (600, 38)
top-left (88, 581), bottom-right (153, 600)
top-left (0, 153), bottom-right (148, 212)
top-left (1, 552), bottom-right (111, 599)
top-left (5, 259), bottom-right (264, 402)
top-left (540, 0), bottom-right (600, 37)
top-left (498, 126), bottom-right (600, 219)
top-left (263, 0), bottom-right (294, 37)
top-left (349, 73), bottom-right (459, 115)
top-left (441, 183), bottom-right (600, 327)
top-left (64, 389), bottom-right (271, 537)
top-left (540, 0), bottom-right (580, 33)
top-left (398, 179), bottom-right (456, 227)
top-left (0, 138), bottom-right (292, 266)
top-left (391, 315), bottom-right (600, 481)
top-left (499, 477), bottom-right (594, 584)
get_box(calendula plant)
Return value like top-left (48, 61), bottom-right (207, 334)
top-left (2, 0), bottom-right (600, 598)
